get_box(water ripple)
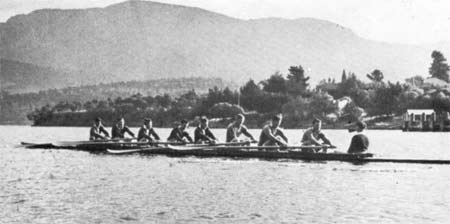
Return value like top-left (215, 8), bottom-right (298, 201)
top-left (1, 127), bottom-right (450, 223)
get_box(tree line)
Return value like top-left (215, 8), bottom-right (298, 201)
top-left (0, 77), bottom-right (235, 124)
top-left (27, 50), bottom-right (450, 128)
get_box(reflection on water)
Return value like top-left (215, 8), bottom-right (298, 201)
top-left (1, 126), bottom-right (449, 223)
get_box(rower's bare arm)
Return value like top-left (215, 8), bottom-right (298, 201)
top-left (309, 133), bottom-right (322, 145)
top-left (91, 128), bottom-right (107, 139)
top-left (151, 130), bottom-right (160, 140)
top-left (185, 134), bottom-right (194, 143)
top-left (279, 131), bottom-right (288, 143)
top-left (243, 128), bottom-right (255, 141)
top-left (206, 129), bottom-right (217, 141)
top-left (100, 127), bottom-right (110, 137)
top-left (92, 132), bottom-right (106, 139)
top-left (124, 128), bottom-right (134, 138)
top-left (316, 132), bottom-right (332, 146)
top-left (321, 136), bottom-right (332, 146)
top-left (263, 128), bottom-right (283, 144)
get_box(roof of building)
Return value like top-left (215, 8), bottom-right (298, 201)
top-left (406, 109), bottom-right (435, 115)
top-left (424, 78), bottom-right (449, 87)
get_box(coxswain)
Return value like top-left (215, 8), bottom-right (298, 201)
top-left (258, 114), bottom-right (288, 147)
top-left (301, 118), bottom-right (333, 149)
top-left (167, 119), bottom-right (193, 143)
top-left (194, 116), bottom-right (218, 144)
top-left (111, 117), bottom-right (135, 139)
top-left (137, 118), bottom-right (160, 142)
top-left (89, 117), bottom-right (110, 140)
top-left (226, 114), bottom-right (256, 143)
top-left (347, 120), bottom-right (369, 153)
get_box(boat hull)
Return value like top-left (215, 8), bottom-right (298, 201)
top-left (131, 147), bottom-right (374, 162)
top-left (22, 142), bottom-right (450, 164)
top-left (109, 148), bottom-right (450, 164)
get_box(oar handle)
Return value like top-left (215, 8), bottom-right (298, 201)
top-left (152, 141), bottom-right (186, 145)
top-left (209, 141), bottom-right (257, 146)
top-left (92, 137), bottom-right (138, 142)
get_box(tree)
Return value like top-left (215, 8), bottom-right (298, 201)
top-left (281, 96), bottom-right (310, 127)
top-left (209, 103), bottom-right (244, 118)
top-left (240, 79), bottom-right (261, 96)
top-left (367, 69), bottom-right (384, 82)
top-left (341, 70), bottom-right (347, 82)
top-left (342, 102), bottom-right (365, 121)
top-left (203, 87), bottom-right (237, 108)
top-left (240, 79), bottom-right (264, 111)
top-left (286, 65), bottom-right (310, 96)
top-left (261, 72), bottom-right (287, 93)
top-left (222, 87), bottom-right (236, 104)
top-left (176, 90), bottom-right (198, 109)
top-left (155, 94), bottom-right (172, 108)
top-left (367, 82), bottom-right (404, 116)
top-left (308, 92), bottom-right (338, 119)
top-left (429, 50), bottom-right (450, 82)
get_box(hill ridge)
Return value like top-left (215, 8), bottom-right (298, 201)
top-left (1, 0), bottom-right (449, 93)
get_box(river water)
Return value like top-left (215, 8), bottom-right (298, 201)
top-left (1, 126), bottom-right (449, 223)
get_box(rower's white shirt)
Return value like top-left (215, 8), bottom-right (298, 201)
top-left (141, 125), bottom-right (149, 130)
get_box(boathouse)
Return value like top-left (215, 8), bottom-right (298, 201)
top-left (403, 109), bottom-right (450, 131)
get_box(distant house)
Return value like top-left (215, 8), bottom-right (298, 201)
top-left (423, 78), bottom-right (449, 89)
top-left (403, 109), bottom-right (450, 131)
top-left (336, 97), bottom-right (352, 111)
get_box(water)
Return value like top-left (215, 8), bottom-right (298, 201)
top-left (1, 126), bottom-right (449, 223)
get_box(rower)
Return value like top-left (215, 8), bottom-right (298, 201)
top-left (167, 119), bottom-right (193, 143)
top-left (301, 118), bottom-right (333, 151)
top-left (347, 120), bottom-right (369, 153)
top-left (137, 118), bottom-right (160, 142)
top-left (258, 114), bottom-right (288, 147)
top-left (89, 117), bottom-right (110, 140)
top-left (111, 117), bottom-right (135, 139)
top-left (226, 113), bottom-right (256, 143)
top-left (194, 116), bottom-right (218, 144)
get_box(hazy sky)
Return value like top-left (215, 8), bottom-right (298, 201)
top-left (1, 0), bottom-right (449, 44)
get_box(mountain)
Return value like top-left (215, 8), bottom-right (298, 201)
top-left (1, 0), bottom-right (449, 92)
top-left (0, 59), bottom-right (119, 93)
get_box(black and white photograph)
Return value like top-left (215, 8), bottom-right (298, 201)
top-left (1, 0), bottom-right (449, 223)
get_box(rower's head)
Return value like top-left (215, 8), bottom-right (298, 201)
top-left (271, 114), bottom-right (283, 127)
top-left (144, 118), bottom-right (152, 128)
top-left (200, 116), bottom-right (209, 129)
top-left (94, 117), bottom-right (102, 126)
top-left (117, 117), bottom-right (125, 128)
top-left (235, 114), bottom-right (245, 126)
top-left (354, 120), bottom-right (367, 132)
top-left (312, 118), bottom-right (322, 131)
top-left (180, 119), bottom-right (189, 130)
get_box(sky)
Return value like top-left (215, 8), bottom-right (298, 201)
top-left (0, 0), bottom-right (449, 44)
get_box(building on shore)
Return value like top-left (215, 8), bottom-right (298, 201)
top-left (402, 109), bottom-right (450, 131)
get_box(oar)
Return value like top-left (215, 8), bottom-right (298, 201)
top-left (106, 146), bottom-right (167, 154)
top-left (181, 141), bottom-right (257, 147)
top-left (166, 144), bottom-right (334, 151)
top-left (53, 138), bottom-right (174, 147)
top-left (105, 142), bottom-right (243, 154)
top-left (215, 140), bottom-right (258, 146)
top-left (105, 141), bottom-right (196, 154)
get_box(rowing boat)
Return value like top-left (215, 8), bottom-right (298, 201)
top-left (106, 145), bottom-right (450, 164)
top-left (107, 145), bottom-right (373, 162)
top-left (21, 141), bottom-right (450, 164)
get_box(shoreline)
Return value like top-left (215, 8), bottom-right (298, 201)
top-left (2, 124), bottom-right (401, 130)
